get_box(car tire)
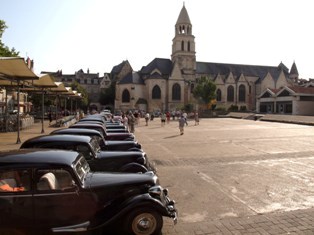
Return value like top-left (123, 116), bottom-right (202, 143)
top-left (123, 207), bottom-right (163, 235)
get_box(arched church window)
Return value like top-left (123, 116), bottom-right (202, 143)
top-left (122, 89), bottom-right (130, 103)
top-left (181, 40), bottom-right (184, 51)
top-left (172, 83), bottom-right (181, 100)
top-left (239, 85), bottom-right (246, 102)
top-left (216, 89), bottom-right (222, 101)
top-left (227, 86), bottom-right (234, 102)
top-left (152, 85), bottom-right (161, 99)
top-left (188, 41), bottom-right (190, 51)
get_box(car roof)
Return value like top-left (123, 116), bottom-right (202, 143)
top-left (0, 149), bottom-right (80, 166)
top-left (51, 128), bottom-right (103, 136)
top-left (21, 134), bottom-right (92, 145)
top-left (71, 123), bottom-right (105, 128)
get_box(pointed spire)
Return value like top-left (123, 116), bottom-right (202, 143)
top-left (290, 61), bottom-right (299, 76)
top-left (176, 3), bottom-right (191, 25)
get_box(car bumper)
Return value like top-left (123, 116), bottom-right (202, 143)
top-left (163, 188), bottom-right (178, 224)
top-left (149, 186), bottom-right (178, 224)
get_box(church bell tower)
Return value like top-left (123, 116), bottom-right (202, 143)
top-left (171, 3), bottom-right (196, 76)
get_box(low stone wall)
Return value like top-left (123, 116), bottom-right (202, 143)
top-left (56, 115), bottom-right (77, 127)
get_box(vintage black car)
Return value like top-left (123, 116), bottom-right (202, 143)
top-left (69, 122), bottom-right (130, 135)
top-left (0, 149), bottom-right (177, 234)
top-left (20, 135), bottom-right (155, 173)
top-left (78, 120), bottom-right (128, 132)
top-left (50, 128), bottom-right (142, 151)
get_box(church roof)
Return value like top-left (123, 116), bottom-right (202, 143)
top-left (196, 61), bottom-right (289, 80)
top-left (176, 4), bottom-right (191, 25)
top-left (118, 72), bottom-right (144, 85)
top-left (111, 60), bottom-right (129, 74)
top-left (141, 58), bottom-right (173, 75)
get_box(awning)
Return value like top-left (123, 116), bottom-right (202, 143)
top-left (0, 57), bottom-right (38, 80)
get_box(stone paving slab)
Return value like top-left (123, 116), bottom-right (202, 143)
top-left (1, 117), bottom-right (314, 234)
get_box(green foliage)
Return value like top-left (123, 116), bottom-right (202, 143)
top-left (240, 105), bottom-right (247, 111)
top-left (71, 81), bottom-right (88, 110)
top-left (184, 103), bottom-right (194, 113)
top-left (99, 81), bottom-right (115, 105)
top-left (193, 76), bottom-right (216, 104)
top-left (228, 104), bottom-right (239, 111)
top-left (0, 20), bottom-right (19, 57)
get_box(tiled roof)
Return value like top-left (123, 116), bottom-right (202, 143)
top-left (111, 60), bottom-right (128, 74)
top-left (118, 72), bottom-right (144, 85)
top-left (140, 58), bottom-right (173, 75)
top-left (196, 61), bottom-right (289, 81)
top-left (288, 86), bottom-right (314, 94)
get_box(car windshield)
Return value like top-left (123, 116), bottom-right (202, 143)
top-left (90, 137), bottom-right (101, 153)
top-left (74, 156), bottom-right (90, 183)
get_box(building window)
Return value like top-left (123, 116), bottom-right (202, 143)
top-left (172, 83), bottom-right (181, 100)
top-left (238, 85), bottom-right (246, 102)
top-left (227, 85), bottom-right (234, 102)
top-left (188, 41), bottom-right (190, 51)
top-left (181, 40), bottom-right (184, 51)
top-left (152, 85), bottom-right (161, 99)
top-left (216, 89), bottom-right (222, 101)
top-left (190, 83), bottom-right (194, 93)
top-left (122, 89), bottom-right (130, 103)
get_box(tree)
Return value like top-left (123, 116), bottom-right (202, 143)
top-left (99, 81), bottom-right (115, 106)
top-left (193, 76), bottom-right (216, 109)
top-left (0, 20), bottom-right (19, 57)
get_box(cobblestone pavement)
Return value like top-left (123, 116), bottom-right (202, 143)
top-left (133, 116), bottom-right (314, 235)
top-left (1, 116), bottom-right (314, 235)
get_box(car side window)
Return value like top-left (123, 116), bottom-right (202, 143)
top-left (0, 169), bottom-right (30, 193)
top-left (36, 169), bottom-right (76, 192)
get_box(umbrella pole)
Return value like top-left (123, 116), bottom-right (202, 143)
top-left (5, 89), bottom-right (8, 132)
top-left (41, 90), bottom-right (45, 133)
top-left (16, 80), bottom-right (21, 144)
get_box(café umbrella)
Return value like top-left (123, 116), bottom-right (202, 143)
top-left (0, 57), bottom-right (38, 144)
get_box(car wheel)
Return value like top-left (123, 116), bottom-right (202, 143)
top-left (123, 207), bottom-right (163, 235)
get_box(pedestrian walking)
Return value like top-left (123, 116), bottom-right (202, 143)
top-left (128, 112), bottom-right (136, 133)
top-left (182, 111), bottom-right (188, 126)
top-left (122, 114), bottom-right (128, 131)
top-left (194, 112), bottom-right (199, 125)
top-left (145, 112), bottom-right (150, 126)
top-left (161, 113), bottom-right (166, 127)
top-left (166, 111), bottom-right (171, 124)
top-left (179, 115), bottom-right (186, 135)
top-left (48, 111), bottom-right (52, 126)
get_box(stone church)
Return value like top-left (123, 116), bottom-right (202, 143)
top-left (113, 4), bottom-right (314, 115)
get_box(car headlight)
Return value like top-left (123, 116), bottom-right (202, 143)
top-left (149, 185), bottom-right (162, 196)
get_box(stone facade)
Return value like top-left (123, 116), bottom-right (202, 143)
top-left (43, 69), bottom-right (112, 111)
top-left (114, 4), bottom-right (301, 114)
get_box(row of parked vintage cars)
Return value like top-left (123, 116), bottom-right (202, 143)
top-left (0, 112), bottom-right (177, 235)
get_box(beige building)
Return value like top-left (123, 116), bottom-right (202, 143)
top-left (43, 69), bottom-right (112, 111)
top-left (114, 4), bottom-right (307, 114)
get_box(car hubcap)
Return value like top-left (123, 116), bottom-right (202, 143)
top-left (132, 213), bottom-right (156, 234)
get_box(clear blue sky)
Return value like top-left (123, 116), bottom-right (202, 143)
top-left (1, 0), bottom-right (313, 79)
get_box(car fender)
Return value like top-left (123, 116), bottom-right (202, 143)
top-left (127, 147), bottom-right (143, 152)
top-left (118, 162), bottom-right (148, 173)
top-left (93, 193), bottom-right (168, 229)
